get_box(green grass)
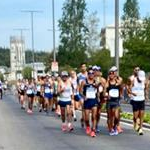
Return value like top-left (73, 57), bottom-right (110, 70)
top-left (121, 112), bottom-right (150, 124)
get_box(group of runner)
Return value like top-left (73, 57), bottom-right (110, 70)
top-left (16, 63), bottom-right (149, 137)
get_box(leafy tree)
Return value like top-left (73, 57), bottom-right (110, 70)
top-left (44, 52), bottom-right (53, 73)
top-left (25, 50), bottom-right (49, 64)
top-left (121, 0), bottom-right (140, 40)
top-left (120, 16), bottom-right (150, 80)
top-left (0, 72), bottom-right (4, 82)
top-left (58, 0), bottom-right (88, 68)
top-left (22, 66), bottom-right (33, 79)
top-left (89, 49), bottom-right (113, 78)
top-left (85, 11), bottom-right (101, 56)
top-left (0, 47), bottom-right (10, 67)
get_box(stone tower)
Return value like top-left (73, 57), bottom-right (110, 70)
top-left (10, 36), bottom-right (25, 80)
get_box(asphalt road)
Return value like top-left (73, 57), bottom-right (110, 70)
top-left (0, 93), bottom-right (150, 150)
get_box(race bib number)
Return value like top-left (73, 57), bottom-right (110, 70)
top-left (86, 89), bottom-right (96, 99)
top-left (37, 85), bottom-right (41, 91)
top-left (21, 85), bottom-right (25, 90)
top-left (109, 89), bottom-right (119, 98)
top-left (99, 86), bottom-right (103, 93)
top-left (26, 89), bottom-right (33, 94)
top-left (45, 88), bottom-right (50, 93)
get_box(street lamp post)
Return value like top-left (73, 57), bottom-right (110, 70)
top-left (52, 0), bottom-right (56, 62)
top-left (115, 0), bottom-right (119, 74)
top-left (21, 10), bottom-right (42, 78)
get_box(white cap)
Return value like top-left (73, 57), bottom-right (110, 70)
top-left (61, 71), bottom-right (68, 76)
top-left (138, 70), bottom-right (146, 81)
top-left (92, 65), bottom-right (101, 71)
top-left (109, 66), bottom-right (118, 72)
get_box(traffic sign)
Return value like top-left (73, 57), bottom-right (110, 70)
top-left (51, 61), bottom-right (59, 72)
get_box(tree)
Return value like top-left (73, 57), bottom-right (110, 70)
top-left (120, 15), bottom-right (150, 80)
top-left (22, 66), bottom-right (33, 79)
top-left (44, 52), bottom-right (53, 73)
top-left (25, 50), bottom-right (49, 64)
top-left (121, 0), bottom-right (140, 40)
top-left (89, 48), bottom-right (113, 78)
top-left (0, 47), bottom-right (10, 67)
top-left (58, 0), bottom-right (88, 68)
top-left (85, 11), bottom-right (101, 56)
top-left (0, 72), bottom-right (4, 82)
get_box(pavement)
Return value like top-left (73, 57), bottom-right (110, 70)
top-left (0, 92), bottom-right (150, 150)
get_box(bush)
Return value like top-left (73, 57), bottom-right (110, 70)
top-left (121, 112), bottom-right (150, 124)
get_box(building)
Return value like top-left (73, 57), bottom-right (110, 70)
top-left (100, 24), bottom-right (123, 58)
top-left (10, 36), bottom-right (25, 80)
top-left (0, 66), bottom-right (10, 81)
top-left (25, 62), bottom-right (46, 78)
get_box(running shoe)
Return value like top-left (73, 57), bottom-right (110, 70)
top-left (138, 128), bottom-right (144, 135)
top-left (21, 106), bottom-right (25, 110)
top-left (117, 125), bottom-right (123, 133)
top-left (86, 126), bottom-right (91, 135)
top-left (27, 109), bottom-right (33, 114)
top-left (134, 123), bottom-right (140, 132)
top-left (114, 128), bottom-right (118, 135)
top-left (68, 123), bottom-right (74, 131)
top-left (80, 118), bottom-right (84, 128)
top-left (90, 131), bottom-right (96, 137)
top-left (39, 108), bottom-right (42, 112)
top-left (61, 124), bottom-right (67, 132)
top-left (109, 130), bottom-right (116, 136)
top-left (96, 126), bottom-right (100, 133)
top-left (74, 117), bottom-right (77, 122)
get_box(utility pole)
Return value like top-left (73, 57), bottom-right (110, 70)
top-left (52, 0), bottom-right (56, 62)
top-left (103, 0), bottom-right (106, 28)
top-left (115, 0), bottom-right (119, 74)
top-left (21, 10), bottom-right (42, 78)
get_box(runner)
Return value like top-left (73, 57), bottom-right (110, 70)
top-left (0, 80), bottom-right (3, 99)
top-left (128, 70), bottom-right (149, 135)
top-left (53, 74), bottom-right (61, 117)
top-left (80, 69), bottom-right (98, 137)
top-left (16, 79), bottom-right (21, 104)
top-left (43, 75), bottom-right (53, 114)
top-left (26, 79), bottom-right (35, 114)
top-left (58, 71), bottom-right (74, 132)
top-left (70, 70), bottom-right (80, 121)
top-left (92, 65), bottom-right (106, 133)
top-left (109, 66), bottom-right (124, 133)
top-left (105, 68), bottom-right (122, 136)
top-left (36, 76), bottom-right (43, 112)
top-left (18, 79), bottom-right (26, 109)
top-left (77, 63), bottom-right (88, 128)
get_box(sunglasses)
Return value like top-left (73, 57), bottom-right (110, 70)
top-left (88, 72), bottom-right (94, 75)
top-left (109, 71), bottom-right (115, 75)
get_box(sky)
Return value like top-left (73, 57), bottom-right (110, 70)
top-left (0, 0), bottom-right (149, 52)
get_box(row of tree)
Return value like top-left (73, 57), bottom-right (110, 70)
top-left (0, 48), bottom-right (50, 68)
top-left (1, 0), bottom-right (150, 81)
top-left (56, 0), bottom-right (150, 80)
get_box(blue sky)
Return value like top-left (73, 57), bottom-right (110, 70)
top-left (0, 0), bottom-right (149, 51)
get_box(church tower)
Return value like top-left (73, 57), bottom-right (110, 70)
top-left (10, 36), bottom-right (25, 80)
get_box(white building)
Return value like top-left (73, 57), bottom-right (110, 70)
top-left (25, 62), bottom-right (46, 78)
top-left (100, 24), bottom-right (123, 57)
top-left (0, 66), bottom-right (10, 80)
top-left (10, 36), bottom-right (25, 80)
